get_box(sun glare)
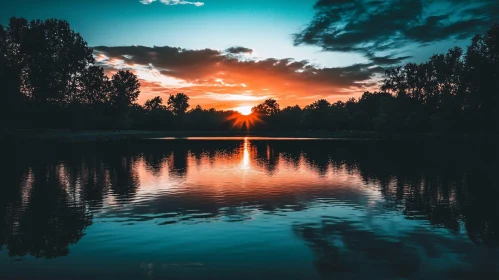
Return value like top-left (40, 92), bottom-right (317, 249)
top-left (227, 110), bottom-right (263, 130)
top-left (234, 106), bottom-right (253, 116)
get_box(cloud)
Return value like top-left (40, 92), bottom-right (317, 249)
top-left (294, 0), bottom-right (499, 62)
top-left (94, 45), bottom-right (384, 108)
top-left (366, 54), bottom-right (413, 66)
top-left (192, 93), bottom-right (270, 101)
top-left (140, 0), bottom-right (204, 7)
top-left (225, 46), bottom-right (254, 55)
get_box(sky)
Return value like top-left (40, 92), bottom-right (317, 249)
top-left (2, 0), bottom-right (499, 110)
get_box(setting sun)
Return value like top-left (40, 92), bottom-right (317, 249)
top-left (234, 106), bottom-right (253, 115)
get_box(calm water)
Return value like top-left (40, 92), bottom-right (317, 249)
top-left (1, 138), bottom-right (498, 279)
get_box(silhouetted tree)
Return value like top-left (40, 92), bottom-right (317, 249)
top-left (278, 105), bottom-right (303, 130)
top-left (144, 96), bottom-right (166, 111)
top-left (76, 65), bottom-right (111, 105)
top-left (136, 96), bottom-right (173, 130)
top-left (301, 99), bottom-right (332, 130)
top-left (1, 19), bottom-right (26, 107)
top-left (464, 23), bottom-right (499, 132)
top-left (108, 70), bottom-right (140, 129)
top-left (0, 24), bottom-right (20, 129)
top-left (167, 93), bottom-right (190, 116)
top-left (5, 18), bottom-right (93, 104)
top-left (252, 99), bottom-right (280, 116)
top-left (110, 70), bottom-right (140, 109)
top-left (1, 18), bottom-right (97, 129)
top-left (306, 99), bottom-right (331, 110)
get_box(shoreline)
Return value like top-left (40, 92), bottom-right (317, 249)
top-left (3, 129), bottom-right (494, 143)
top-left (4, 129), bottom-right (380, 143)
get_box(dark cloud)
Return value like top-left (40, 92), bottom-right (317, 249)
top-left (94, 45), bottom-right (383, 86)
top-left (366, 54), bottom-right (413, 65)
top-left (93, 45), bottom-right (384, 106)
top-left (294, 0), bottom-right (499, 62)
top-left (225, 46), bottom-right (253, 54)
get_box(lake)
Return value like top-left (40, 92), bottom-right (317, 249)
top-left (1, 137), bottom-right (498, 279)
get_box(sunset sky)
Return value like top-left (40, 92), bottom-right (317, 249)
top-left (2, 0), bottom-right (499, 110)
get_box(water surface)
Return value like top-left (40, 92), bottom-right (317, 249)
top-left (1, 138), bottom-right (498, 279)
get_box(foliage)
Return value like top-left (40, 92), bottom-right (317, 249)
top-left (2, 17), bottom-right (499, 134)
top-left (252, 99), bottom-right (280, 116)
top-left (144, 96), bottom-right (166, 111)
top-left (167, 93), bottom-right (190, 116)
top-left (110, 70), bottom-right (140, 109)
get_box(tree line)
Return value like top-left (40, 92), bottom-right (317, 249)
top-left (250, 23), bottom-right (499, 133)
top-left (1, 17), bottom-right (499, 133)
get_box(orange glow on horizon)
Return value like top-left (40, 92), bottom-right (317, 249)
top-left (100, 47), bottom-right (380, 110)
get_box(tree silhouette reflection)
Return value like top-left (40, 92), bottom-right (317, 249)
top-left (0, 138), bottom-right (498, 261)
top-left (252, 141), bottom-right (279, 174)
top-left (4, 163), bottom-right (92, 258)
top-left (143, 149), bottom-right (170, 177)
top-left (170, 145), bottom-right (189, 178)
top-left (107, 154), bottom-right (140, 203)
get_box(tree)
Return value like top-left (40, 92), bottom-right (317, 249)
top-left (305, 99), bottom-right (330, 110)
top-left (76, 66), bottom-right (111, 105)
top-left (106, 70), bottom-right (140, 129)
top-left (373, 95), bottom-right (404, 133)
top-left (167, 93), bottom-right (190, 115)
top-left (329, 102), bottom-right (349, 131)
top-left (1, 18), bottom-right (29, 106)
top-left (109, 70), bottom-right (140, 109)
top-left (464, 23), bottom-right (499, 132)
top-left (252, 99), bottom-right (280, 116)
top-left (278, 105), bottom-right (302, 130)
top-left (300, 99), bottom-right (331, 130)
top-left (0, 23), bottom-right (23, 128)
top-left (144, 96), bottom-right (166, 111)
top-left (2, 18), bottom-right (94, 104)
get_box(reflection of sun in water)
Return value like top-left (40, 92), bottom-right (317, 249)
top-left (242, 138), bottom-right (250, 170)
top-left (234, 106), bottom-right (253, 116)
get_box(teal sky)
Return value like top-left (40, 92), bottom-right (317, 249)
top-left (1, 0), bottom-right (366, 67)
top-left (2, 0), bottom-right (498, 109)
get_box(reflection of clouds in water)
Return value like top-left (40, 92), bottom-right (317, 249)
top-left (293, 218), bottom-right (499, 279)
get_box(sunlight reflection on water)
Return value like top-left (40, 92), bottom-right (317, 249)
top-left (1, 138), bottom-right (498, 279)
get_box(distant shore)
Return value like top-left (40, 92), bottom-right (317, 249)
top-left (3, 129), bottom-right (382, 143)
top-left (3, 129), bottom-right (493, 143)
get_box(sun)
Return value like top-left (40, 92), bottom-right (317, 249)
top-left (227, 110), bottom-right (263, 130)
top-left (234, 106), bottom-right (253, 116)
